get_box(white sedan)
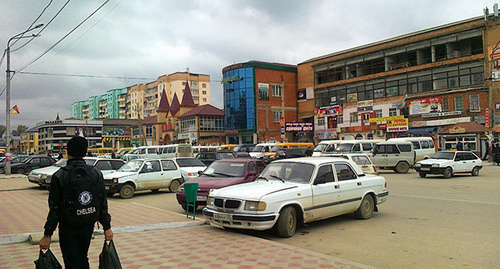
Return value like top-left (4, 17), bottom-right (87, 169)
top-left (414, 151), bottom-right (482, 178)
top-left (203, 157), bottom-right (388, 237)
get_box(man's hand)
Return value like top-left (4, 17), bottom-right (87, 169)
top-left (104, 228), bottom-right (114, 241)
top-left (39, 236), bottom-right (51, 250)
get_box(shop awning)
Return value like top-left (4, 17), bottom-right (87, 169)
top-left (492, 126), bottom-right (500, 133)
top-left (406, 127), bottom-right (437, 134)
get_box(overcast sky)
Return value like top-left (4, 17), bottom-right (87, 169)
top-left (0, 0), bottom-right (496, 129)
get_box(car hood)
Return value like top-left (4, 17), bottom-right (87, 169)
top-left (210, 181), bottom-right (299, 200)
top-left (418, 159), bottom-right (453, 165)
top-left (30, 166), bottom-right (61, 175)
top-left (185, 176), bottom-right (246, 190)
top-left (103, 171), bottom-right (136, 179)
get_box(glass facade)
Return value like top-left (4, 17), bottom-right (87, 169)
top-left (223, 67), bottom-right (255, 131)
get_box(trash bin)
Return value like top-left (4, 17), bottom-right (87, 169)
top-left (184, 183), bottom-right (199, 219)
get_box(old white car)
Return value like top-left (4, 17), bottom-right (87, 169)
top-left (203, 157), bottom-right (388, 237)
top-left (414, 151), bottom-right (482, 178)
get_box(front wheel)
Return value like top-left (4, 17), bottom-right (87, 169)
top-left (169, 179), bottom-right (181, 193)
top-left (119, 184), bottom-right (135, 199)
top-left (471, 167), bottom-right (480, 176)
top-left (419, 172), bottom-right (427, 178)
top-left (443, 167), bottom-right (452, 179)
top-left (355, 195), bottom-right (374, 219)
top-left (395, 162), bottom-right (410, 173)
top-left (276, 206), bottom-right (297, 238)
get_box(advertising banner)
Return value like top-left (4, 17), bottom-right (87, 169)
top-left (357, 100), bottom-right (373, 112)
top-left (285, 122), bottom-right (314, 132)
top-left (316, 105), bottom-right (343, 117)
top-left (258, 83), bottom-right (269, 100)
top-left (409, 97), bottom-right (442, 115)
top-left (297, 88), bottom-right (306, 101)
top-left (387, 118), bottom-right (409, 132)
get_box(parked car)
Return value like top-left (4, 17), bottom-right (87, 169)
top-left (263, 142), bottom-right (314, 163)
top-left (9, 155), bottom-right (56, 175)
top-left (312, 140), bottom-right (342, 157)
top-left (203, 157), bottom-right (388, 238)
top-left (326, 153), bottom-right (378, 175)
top-left (273, 148), bottom-right (307, 161)
top-left (0, 155), bottom-right (29, 173)
top-left (232, 144), bottom-right (256, 153)
top-left (104, 159), bottom-right (183, 198)
top-left (28, 157), bottom-right (126, 187)
top-left (176, 158), bottom-right (266, 210)
top-left (414, 151), bottom-right (482, 178)
top-left (334, 140), bottom-right (384, 154)
top-left (249, 143), bottom-right (276, 159)
top-left (171, 157), bottom-right (207, 181)
top-left (370, 141), bottom-right (415, 173)
top-left (387, 137), bottom-right (436, 162)
top-left (195, 151), bottom-right (234, 166)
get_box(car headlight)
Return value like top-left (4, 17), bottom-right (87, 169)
top-left (41, 174), bottom-right (51, 180)
top-left (207, 197), bottom-right (215, 207)
top-left (414, 163), bottom-right (421, 167)
top-left (112, 178), bottom-right (119, 184)
top-left (432, 164), bottom-right (440, 168)
top-left (244, 201), bottom-right (267, 211)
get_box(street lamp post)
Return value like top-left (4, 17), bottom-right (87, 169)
top-left (5, 23), bottom-right (43, 175)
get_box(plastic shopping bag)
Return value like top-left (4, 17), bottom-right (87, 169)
top-left (34, 249), bottom-right (62, 269)
top-left (99, 240), bottom-right (122, 269)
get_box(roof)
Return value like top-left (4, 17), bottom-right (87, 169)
top-left (180, 82), bottom-right (196, 107)
top-left (438, 122), bottom-right (487, 134)
top-left (157, 89), bottom-right (170, 113)
top-left (274, 157), bottom-right (365, 175)
top-left (170, 93), bottom-right (180, 116)
top-left (141, 115), bottom-right (158, 125)
top-left (492, 126), bottom-right (500, 133)
top-left (179, 104), bottom-right (224, 118)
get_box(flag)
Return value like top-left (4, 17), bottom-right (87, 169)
top-left (11, 105), bottom-right (20, 115)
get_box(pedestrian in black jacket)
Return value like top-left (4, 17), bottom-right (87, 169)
top-left (40, 136), bottom-right (113, 268)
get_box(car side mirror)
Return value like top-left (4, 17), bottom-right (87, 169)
top-left (198, 170), bottom-right (203, 175)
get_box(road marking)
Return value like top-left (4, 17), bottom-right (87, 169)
top-left (391, 194), bottom-right (500, 205)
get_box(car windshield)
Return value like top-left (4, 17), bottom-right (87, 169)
top-left (176, 158), bottom-right (205, 167)
top-left (429, 152), bottom-right (455, 160)
top-left (203, 162), bottom-right (245, 177)
top-left (335, 143), bottom-right (353, 152)
top-left (314, 144), bottom-right (328, 152)
top-left (54, 158), bottom-right (68, 167)
top-left (12, 156), bottom-right (29, 163)
top-left (259, 162), bottom-right (315, 184)
top-left (270, 145), bottom-right (284, 152)
top-left (118, 160), bottom-right (143, 172)
top-left (216, 152), bottom-right (235, 159)
top-left (251, 146), bottom-right (264, 152)
top-left (128, 148), bottom-right (139, 154)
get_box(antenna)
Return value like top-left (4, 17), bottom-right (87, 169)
top-left (494, 4), bottom-right (499, 18)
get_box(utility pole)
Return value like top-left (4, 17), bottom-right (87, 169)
top-left (281, 75), bottom-right (286, 142)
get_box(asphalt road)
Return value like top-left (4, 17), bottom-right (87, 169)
top-left (118, 165), bottom-right (500, 269)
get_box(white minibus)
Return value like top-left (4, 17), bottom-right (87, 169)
top-left (387, 137), bottom-right (436, 161)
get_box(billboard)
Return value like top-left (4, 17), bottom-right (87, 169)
top-left (409, 97), bottom-right (442, 115)
top-left (285, 122), bottom-right (314, 132)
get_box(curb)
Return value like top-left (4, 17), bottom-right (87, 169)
top-left (0, 220), bottom-right (206, 246)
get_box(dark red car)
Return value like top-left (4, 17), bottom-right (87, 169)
top-left (176, 158), bottom-right (266, 210)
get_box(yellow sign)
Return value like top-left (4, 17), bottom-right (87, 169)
top-left (449, 127), bottom-right (466, 134)
top-left (369, 115), bottom-right (404, 123)
top-left (387, 118), bottom-right (409, 127)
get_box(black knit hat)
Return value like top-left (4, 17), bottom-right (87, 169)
top-left (67, 136), bottom-right (88, 158)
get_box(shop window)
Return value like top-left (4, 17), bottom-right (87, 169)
top-left (454, 96), bottom-right (464, 111)
top-left (375, 109), bottom-right (383, 118)
top-left (317, 117), bottom-right (325, 126)
top-left (389, 108), bottom-right (397, 117)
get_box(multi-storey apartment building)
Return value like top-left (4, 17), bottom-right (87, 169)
top-left (72, 88), bottom-right (127, 120)
top-left (157, 72), bottom-right (211, 107)
top-left (298, 14), bottom-right (500, 157)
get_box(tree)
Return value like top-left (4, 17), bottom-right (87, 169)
top-left (0, 125), bottom-right (5, 138)
top-left (12, 125), bottom-right (28, 136)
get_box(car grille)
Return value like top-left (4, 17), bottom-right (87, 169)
top-left (214, 198), bottom-right (241, 209)
top-left (421, 164), bottom-right (432, 168)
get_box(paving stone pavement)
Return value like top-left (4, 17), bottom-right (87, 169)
top-left (0, 174), bottom-right (375, 268)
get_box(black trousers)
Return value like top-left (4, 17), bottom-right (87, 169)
top-left (58, 224), bottom-right (94, 269)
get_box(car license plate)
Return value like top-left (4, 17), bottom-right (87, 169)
top-left (214, 213), bottom-right (231, 221)
top-left (421, 168), bottom-right (430, 171)
top-left (105, 186), bottom-right (110, 190)
top-left (196, 196), bottom-right (207, 201)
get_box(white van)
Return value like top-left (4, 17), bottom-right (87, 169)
top-left (334, 140), bottom-right (385, 154)
top-left (370, 141), bottom-right (415, 173)
top-left (387, 137), bottom-right (436, 161)
top-left (158, 144), bottom-right (193, 159)
top-left (249, 143), bottom-right (276, 159)
top-left (192, 145), bottom-right (218, 155)
top-left (312, 140), bottom-right (342, 157)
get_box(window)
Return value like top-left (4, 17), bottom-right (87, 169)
top-left (454, 96), bottom-right (463, 111)
top-left (182, 82), bottom-right (186, 86)
top-left (272, 84), bottom-right (282, 97)
top-left (202, 91), bottom-right (207, 95)
top-left (145, 125), bottom-right (153, 138)
top-left (421, 141), bottom-right (429, 149)
top-left (110, 161), bottom-right (125, 170)
top-left (353, 144), bottom-right (361, 151)
top-left (398, 144), bottom-right (412, 152)
top-left (191, 81), bottom-right (198, 86)
top-left (386, 144), bottom-right (399, 154)
top-left (361, 143), bottom-right (373, 151)
top-left (95, 161), bottom-right (112, 170)
top-left (202, 83), bottom-right (207, 88)
top-left (352, 156), bottom-right (372, 166)
top-left (162, 160), bottom-right (176, 170)
top-left (469, 95), bottom-right (480, 112)
top-left (314, 165), bottom-right (334, 184)
top-left (335, 163), bottom-right (357, 181)
top-left (273, 111), bottom-right (282, 122)
top-left (375, 109), bottom-right (383, 118)
top-left (350, 112), bottom-right (358, 123)
top-left (202, 98), bottom-right (207, 102)
top-left (247, 162), bottom-right (256, 172)
top-left (317, 117), bottom-right (325, 126)
top-left (442, 98), bottom-right (449, 112)
top-left (389, 108), bottom-right (397, 117)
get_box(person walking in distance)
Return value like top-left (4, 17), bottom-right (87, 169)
top-left (40, 136), bottom-right (113, 268)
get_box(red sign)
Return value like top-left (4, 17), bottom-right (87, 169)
top-left (486, 108), bottom-right (490, 127)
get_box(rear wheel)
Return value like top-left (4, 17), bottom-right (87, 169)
top-left (119, 184), bottom-right (135, 199)
top-left (276, 206), bottom-right (297, 238)
top-left (443, 167), bottom-right (452, 179)
top-left (471, 167), bottom-right (480, 176)
top-left (169, 179), bottom-right (181, 193)
top-left (395, 162), bottom-right (410, 173)
top-left (355, 195), bottom-right (374, 219)
top-left (419, 172), bottom-right (427, 178)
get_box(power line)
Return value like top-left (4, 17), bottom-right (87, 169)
top-left (18, 71), bottom-right (156, 80)
top-left (12, 0), bottom-right (71, 53)
top-left (16, 0), bottom-right (111, 73)
top-left (8, 0), bottom-right (53, 49)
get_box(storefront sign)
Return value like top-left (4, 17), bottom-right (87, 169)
top-left (285, 122), bottom-right (314, 132)
top-left (387, 118), bottom-right (409, 132)
top-left (387, 126), bottom-right (409, 132)
top-left (449, 126), bottom-right (466, 134)
top-left (348, 126), bottom-right (370, 132)
top-left (426, 116), bottom-right (471, 126)
top-left (221, 75), bottom-right (243, 85)
top-left (409, 97), bottom-right (442, 115)
top-left (410, 121), bottom-right (427, 127)
top-left (421, 111), bottom-right (461, 118)
top-left (357, 100), bottom-right (373, 112)
top-left (224, 130), bottom-right (238, 135)
top-left (369, 115), bottom-right (404, 123)
top-left (317, 105), bottom-right (343, 117)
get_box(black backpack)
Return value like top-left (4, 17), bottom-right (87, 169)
top-left (60, 165), bottom-right (101, 226)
